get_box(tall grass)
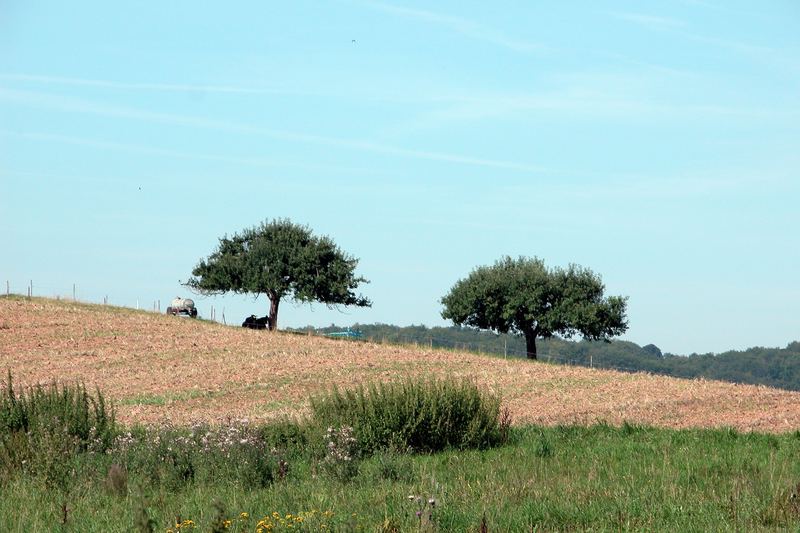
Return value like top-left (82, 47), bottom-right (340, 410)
top-left (0, 372), bottom-right (117, 484)
top-left (0, 371), bottom-right (116, 446)
top-left (3, 373), bottom-right (799, 530)
top-left (2, 424), bottom-right (800, 531)
top-left (310, 377), bottom-right (510, 453)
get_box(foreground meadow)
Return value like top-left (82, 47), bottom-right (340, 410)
top-left (3, 421), bottom-right (800, 532)
top-left (3, 297), bottom-right (800, 531)
top-left (1, 296), bottom-right (799, 432)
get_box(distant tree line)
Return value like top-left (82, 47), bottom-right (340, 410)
top-left (291, 324), bottom-right (800, 392)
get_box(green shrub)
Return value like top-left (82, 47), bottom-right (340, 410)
top-left (0, 372), bottom-right (116, 449)
top-left (310, 378), bottom-right (509, 454)
top-left (0, 372), bottom-right (117, 482)
top-left (258, 418), bottom-right (308, 457)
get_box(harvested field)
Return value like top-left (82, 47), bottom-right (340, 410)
top-left (1, 296), bottom-right (799, 433)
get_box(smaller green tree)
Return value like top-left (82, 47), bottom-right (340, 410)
top-left (185, 219), bottom-right (370, 330)
top-left (441, 256), bottom-right (628, 359)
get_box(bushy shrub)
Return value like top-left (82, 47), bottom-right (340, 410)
top-left (310, 378), bottom-right (509, 454)
top-left (0, 372), bottom-right (116, 448)
top-left (258, 418), bottom-right (308, 457)
top-left (0, 372), bottom-right (117, 482)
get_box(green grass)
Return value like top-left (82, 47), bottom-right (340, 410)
top-left (2, 372), bottom-right (799, 531)
top-left (119, 390), bottom-right (218, 407)
top-left (2, 424), bottom-right (800, 531)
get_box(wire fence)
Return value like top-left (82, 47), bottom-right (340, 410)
top-left (4, 279), bottom-right (657, 377)
top-left (2, 279), bottom-right (174, 314)
top-left (2, 279), bottom-right (236, 324)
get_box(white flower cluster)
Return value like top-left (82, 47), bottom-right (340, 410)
top-left (111, 431), bottom-right (136, 453)
top-left (324, 426), bottom-right (358, 464)
top-left (110, 418), bottom-right (265, 460)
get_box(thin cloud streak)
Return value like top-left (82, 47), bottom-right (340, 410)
top-left (0, 73), bottom-right (302, 96)
top-left (383, 86), bottom-right (794, 136)
top-left (356, 0), bottom-right (550, 54)
top-left (0, 88), bottom-right (547, 173)
top-left (0, 130), bottom-right (384, 176)
top-left (609, 11), bottom-right (800, 74)
top-left (613, 12), bottom-right (687, 30)
top-left (0, 72), bottom-right (484, 106)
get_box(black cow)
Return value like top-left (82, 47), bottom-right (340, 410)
top-left (242, 314), bottom-right (269, 330)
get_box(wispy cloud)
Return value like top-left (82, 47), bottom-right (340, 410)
top-left (0, 73), bottom-right (303, 96)
top-left (610, 11), bottom-right (800, 75)
top-left (685, 33), bottom-right (800, 76)
top-left (355, 0), bottom-right (549, 54)
top-left (0, 129), bottom-right (379, 175)
top-left (381, 76), bottom-right (794, 136)
top-left (525, 167), bottom-right (792, 202)
top-left (613, 12), bottom-right (686, 31)
top-left (0, 88), bottom-right (547, 173)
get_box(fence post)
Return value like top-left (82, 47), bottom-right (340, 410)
top-left (73, 284), bottom-right (76, 301)
top-left (30, 280), bottom-right (33, 298)
top-left (158, 300), bottom-right (160, 312)
top-left (5, 281), bottom-right (8, 297)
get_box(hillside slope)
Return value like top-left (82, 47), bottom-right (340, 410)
top-left (1, 296), bottom-right (799, 433)
top-left (300, 324), bottom-right (800, 391)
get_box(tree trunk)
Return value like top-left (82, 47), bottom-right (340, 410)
top-left (524, 329), bottom-right (537, 360)
top-left (268, 297), bottom-right (280, 331)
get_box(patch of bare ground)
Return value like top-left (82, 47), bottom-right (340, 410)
top-left (1, 297), bottom-right (798, 432)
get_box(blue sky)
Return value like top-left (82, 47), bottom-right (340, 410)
top-left (1, 1), bottom-right (798, 354)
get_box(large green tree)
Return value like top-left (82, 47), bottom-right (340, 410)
top-left (441, 256), bottom-right (628, 359)
top-left (185, 219), bottom-right (370, 330)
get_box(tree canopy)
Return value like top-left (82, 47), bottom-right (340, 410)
top-left (185, 219), bottom-right (370, 330)
top-left (440, 256), bottom-right (628, 359)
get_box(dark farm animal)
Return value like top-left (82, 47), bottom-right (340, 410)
top-left (242, 315), bottom-right (269, 330)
